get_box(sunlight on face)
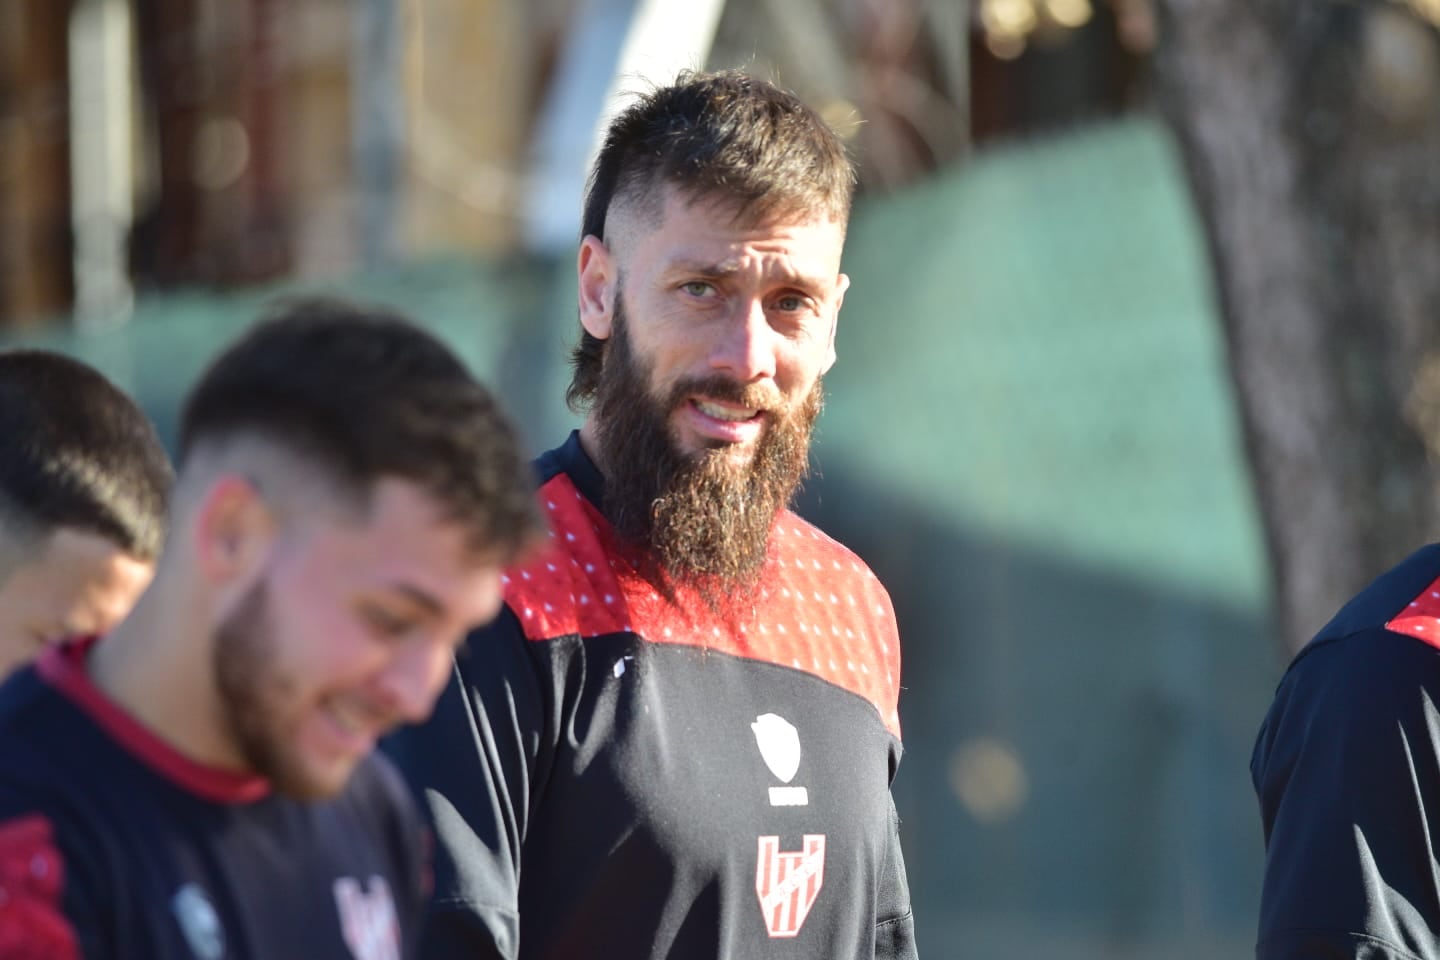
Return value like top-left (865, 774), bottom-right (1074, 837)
top-left (212, 478), bottom-right (506, 800)
top-left (613, 187), bottom-right (847, 462)
top-left (0, 528), bottom-right (154, 679)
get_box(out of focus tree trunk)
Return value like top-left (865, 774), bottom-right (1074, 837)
top-left (0, 0), bottom-right (71, 325)
top-left (132, 0), bottom-right (292, 288)
top-left (1151, 0), bottom-right (1440, 653)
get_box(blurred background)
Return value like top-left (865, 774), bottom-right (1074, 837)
top-left (6, 0), bottom-right (1440, 955)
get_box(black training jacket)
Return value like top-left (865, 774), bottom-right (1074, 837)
top-left (1254, 543), bottom-right (1440, 959)
top-left (385, 432), bottom-right (917, 959)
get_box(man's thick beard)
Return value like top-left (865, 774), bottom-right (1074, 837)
top-left (590, 302), bottom-right (822, 607)
top-left (212, 579), bottom-right (321, 800)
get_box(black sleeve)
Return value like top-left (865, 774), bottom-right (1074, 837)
top-left (0, 797), bottom-right (106, 960)
top-left (874, 791), bottom-right (918, 960)
top-left (1252, 629), bottom-right (1440, 960)
top-left (382, 609), bottom-right (550, 960)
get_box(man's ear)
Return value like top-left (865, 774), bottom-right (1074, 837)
top-left (820, 272), bottom-right (849, 375)
top-left (192, 475), bottom-right (275, 587)
top-left (578, 235), bottom-right (617, 341)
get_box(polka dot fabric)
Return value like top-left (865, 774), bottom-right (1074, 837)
top-left (505, 475), bottom-right (904, 737)
top-left (1386, 576), bottom-right (1440, 648)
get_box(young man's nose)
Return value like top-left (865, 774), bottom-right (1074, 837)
top-left (373, 640), bottom-right (453, 727)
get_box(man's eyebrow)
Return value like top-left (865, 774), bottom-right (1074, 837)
top-left (381, 584), bottom-right (446, 618)
top-left (667, 258), bottom-right (740, 277)
top-left (665, 258), bottom-right (827, 289)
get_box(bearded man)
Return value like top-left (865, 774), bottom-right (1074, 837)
top-left (385, 70), bottom-right (917, 960)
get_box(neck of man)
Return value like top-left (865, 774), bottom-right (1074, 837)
top-left (578, 417), bottom-right (605, 476)
top-left (88, 571), bottom-right (246, 773)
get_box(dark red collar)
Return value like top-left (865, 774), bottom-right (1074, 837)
top-left (37, 638), bottom-right (271, 804)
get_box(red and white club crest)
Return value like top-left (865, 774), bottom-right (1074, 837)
top-left (754, 834), bottom-right (826, 938)
top-left (333, 875), bottom-right (400, 960)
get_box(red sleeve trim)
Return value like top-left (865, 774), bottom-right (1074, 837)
top-left (0, 815), bottom-right (81, 959)
top-left (1386, 575), bottom-right (1440, 649)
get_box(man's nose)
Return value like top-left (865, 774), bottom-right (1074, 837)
top-left (373, 639), bottom-right (453, 727)
top-left (709, 299), bottom-right (778, 383)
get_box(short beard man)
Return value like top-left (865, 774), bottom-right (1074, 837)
top-left (590, 292), bottom-right (823, 609)
top-left (211, 577), bottom-right (386, 802)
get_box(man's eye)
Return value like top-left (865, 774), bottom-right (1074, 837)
top-left (775, 295), bottom-right (806, 312)
top-left (363, 607), bottom-right (414, 638)
top-left (681, 281), bottom-right (714, 297)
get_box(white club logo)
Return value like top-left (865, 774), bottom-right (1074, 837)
top-left (751, 714), bottom-right (800, 782)
top-left (171, 883), bottom-right (224, 960)
top-left (751, 713), bottom-right (808, 806)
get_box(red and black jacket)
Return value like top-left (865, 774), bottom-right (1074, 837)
top-left (1254, 542), bottom-right (1440, 959)
top-left (385, 431), bottom-right (917, 959)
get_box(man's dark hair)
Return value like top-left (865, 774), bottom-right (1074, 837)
top-left (180, 297), bottom-right (543, 560)
top-left (0, 351), bottom-right (173, 567)
top-left (567, 69), bottom-right (856, 411)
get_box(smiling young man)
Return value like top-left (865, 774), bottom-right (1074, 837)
top-left (385, 71), bottom-right (917, 960)
top-left (0, 351), bottom-right (172, 677)
top-left (0, 299), bottom-right (542, 957)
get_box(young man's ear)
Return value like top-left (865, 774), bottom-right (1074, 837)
top-left (577, 235), bottom-right (616, 341)
top-left (820, 273), bottom-right (850, 376)
top-left (193, 475), bottom-right (274, 587)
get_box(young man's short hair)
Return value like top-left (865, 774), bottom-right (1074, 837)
top-left (0, 351), bottom-right (173, 576)
top-left (180, 296), bottom-right (543, 562)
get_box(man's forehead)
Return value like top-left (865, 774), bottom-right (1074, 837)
top-left (668, 187), bottom-right (842, 233)
top-left (612, 184), bottom-right (843, 242)
top-left (658, 224), bottom-right (846, 281)
top-left (12, 530), bottom-right (153, 630)
top-left (40, 526), bottom-right (138, 568)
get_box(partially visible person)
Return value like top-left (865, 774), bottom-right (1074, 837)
top-left (0, 351), bottom-right (172, 677)
top-left (1253, 544), bottom-right (1440, 959)
top-left (0, 298), bottom-right (543, 958)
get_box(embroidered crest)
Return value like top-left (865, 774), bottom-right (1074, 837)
top-left (754, 834), bottom-right (826, 938)
top-left (333, 875), bottom-right (400, 960)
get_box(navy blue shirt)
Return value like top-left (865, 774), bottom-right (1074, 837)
top-left (0, 639), bottom-right (429, 959)
top-left (1254, 543), bottom-right (1440, 959)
